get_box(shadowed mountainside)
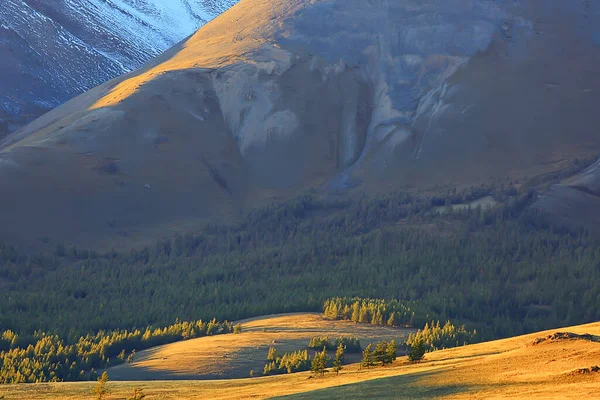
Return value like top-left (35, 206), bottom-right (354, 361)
top-left (2, 0), bottom-right (600, 250)
top-left (0, 0), bottom-right (237, 136)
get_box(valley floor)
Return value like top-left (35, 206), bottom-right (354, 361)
top-left (1, 316), bottom-right (599, 399)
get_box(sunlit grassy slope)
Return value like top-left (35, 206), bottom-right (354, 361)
top-left (107, 313), bottom-right (412, 380)
top-left (1, 317), bottom-right (599, 400)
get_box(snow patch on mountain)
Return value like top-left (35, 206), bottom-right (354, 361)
top-left (0, 0), bottom-right (238, 135)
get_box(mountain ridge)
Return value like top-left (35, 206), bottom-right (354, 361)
top-left (2, 0), bottom-right (600, 249)
top-left (0, 0), bottom-right (238, 136)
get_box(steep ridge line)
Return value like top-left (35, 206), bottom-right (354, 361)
top-left (0, 0), bottom-right (238, 135)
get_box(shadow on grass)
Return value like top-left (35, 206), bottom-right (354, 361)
top-left (429, 350), bottom-right (504, 364)
top-left (272, 370), bottom-right (479, 400)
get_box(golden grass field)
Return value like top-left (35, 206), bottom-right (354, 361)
top-left (106, 313), bottom-right (413, 380)
top-left (1, 315), bottom-right (599, 400)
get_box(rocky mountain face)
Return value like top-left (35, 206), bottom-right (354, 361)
top-left (0, 0), bottom-right (237, 137)
top-left (1, 0), bottom-right (600, 249)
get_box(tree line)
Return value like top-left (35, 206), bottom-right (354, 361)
top-left (0, 319), bottom-right (240, 383)
top-left (360, 340), bottom-right (397, 368)
top-left (1, 178), bottom-right (599, 359)
top-left (263, 337), bottom-right (400, 378)
top-left (263, 348), bottom-right (312, 375)
top-left (263, 334), bottom-right (358, 376)
top-left (262, 342), bottom-right (349, 377)
top-left (323, 297), bottom-right (420, 327)
top-left (406, 320), bottom-right (476, 352)
top-left (308, 336), bottom-right (361, 353)
top-left (321, 297), bottom-right (478, 351)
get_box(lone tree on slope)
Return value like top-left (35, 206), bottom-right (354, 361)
top-left (408, 339), bottom-right (426, 363)
top-left (361, 343), bottom-right (374, 368)
top-left (333, 343), bottom-right (345, 374)
top-left (93, 371), bottom-right (110, 400)
top-left (311, 347), bottom-right (329, 376)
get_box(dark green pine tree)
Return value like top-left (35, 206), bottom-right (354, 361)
top-left (311, 347), bottom-right (328, 376)
top-left (358, 305), bottom-right (370, 324)
top-left (361, 343), bottom-right (374, 369)
top-left (333, 343), bottom-right (345, 374)
top-left (408, 339), bottom-right (426, 363)
top-left (385, 340), bottom-right (397, 364)
top-left (371, 309), bottom-right (384, 325)
top-left (351, 302), bottom-right (361, 323)
top-left (267, 347), bottom-right (279, 362)
top-left (387, 312), bottom-right (397, 327)
top-left (373, 340), bottom-right (388, 365)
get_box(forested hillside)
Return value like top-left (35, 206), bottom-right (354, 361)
top-left (0, 319), bottom-right (237, 383)
top-left (1, 183), bottom-right (599, 342)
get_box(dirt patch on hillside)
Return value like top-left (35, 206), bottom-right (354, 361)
top-left (530, 332), bottom-right (600, 346)
top-left (568, 366), bottom-right (600, 376)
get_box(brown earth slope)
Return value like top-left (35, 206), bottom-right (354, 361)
top-left (2, 0), bottom-right (600, 250)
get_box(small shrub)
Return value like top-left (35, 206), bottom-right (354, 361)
top-left (267, 347), bottom-right (279, 362)
top-left (126, 388), bottom-right (146, 400)
top-left (233, 323), bottom-right (243, 334)
top-left (126, 350), bottom-right (136, 363)
top-left (93, 371), bottom-right (110, 400)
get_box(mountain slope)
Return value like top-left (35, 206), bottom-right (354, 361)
top-left (2, 0), bottom-right (600, 249)
top-left (1, 320), bottom-right (599, 399)
top-left (0, 0), bottom-right (237, 136)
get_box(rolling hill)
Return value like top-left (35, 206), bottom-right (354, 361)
top-left (0, 317), bottom-right (598, 399)
top-left (2, 2), bottom-right (600, 398)
top-left (106, 313), bottom-right (413, 381)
